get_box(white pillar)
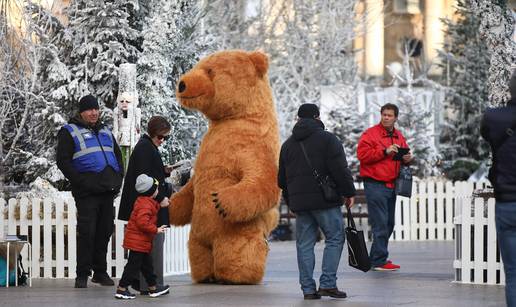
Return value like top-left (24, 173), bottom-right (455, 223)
top-left (424, 0), bottom-right (445, 74)
top-left (365, 0), bottom-right (384, 77)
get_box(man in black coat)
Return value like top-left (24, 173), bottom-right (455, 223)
top-left (278, 103), bottom-right (355, 300)
top-left (481, 70), bottom-right (516, 307)
top-left (56, 95), bottom-right (124, 288)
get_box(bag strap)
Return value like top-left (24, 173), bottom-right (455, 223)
top-left (299, 141), bottom-right (322, 183)
top-left (346, 205), bottom-right (356, 229)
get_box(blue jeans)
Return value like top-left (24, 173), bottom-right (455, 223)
top-left (496, 201), bottom-right (516, 307)
top-left (364, 181), bottom-right (396, 267)
top-left (295, 206), bottom-right (344, 295)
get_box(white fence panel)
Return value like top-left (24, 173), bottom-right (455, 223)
top-left (453, 196), bottom-right (505, 285)
top-left (1, 198), bottom-right (190, 279)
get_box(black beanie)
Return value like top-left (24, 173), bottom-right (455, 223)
top-left (79, 95), bottom-right (99, 113)
top-left (297, 103), bottom-right (320, 119)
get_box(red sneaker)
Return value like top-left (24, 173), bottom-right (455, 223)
top-left (373, 262), bottom-right (400, 271)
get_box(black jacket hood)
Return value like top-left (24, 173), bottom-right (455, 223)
top-left (292, 118), bottom-right (325, 141)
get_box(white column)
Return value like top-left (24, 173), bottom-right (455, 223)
top-left (424, 0), bottom-right (445, 74)
top-left (364, 0), bottom-right (384, 77)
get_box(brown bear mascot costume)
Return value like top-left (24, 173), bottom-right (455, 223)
top-left (169, 50), bottom-right (281, 284)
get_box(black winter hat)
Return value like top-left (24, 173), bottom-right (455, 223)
top-left (79, 95), bottom-right (99, 113)
top-left (297, 103), bottom-right (320, 119)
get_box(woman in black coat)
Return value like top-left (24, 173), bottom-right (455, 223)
top-left (118, 115), bottom-right (172, 293)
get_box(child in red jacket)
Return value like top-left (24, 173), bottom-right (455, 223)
top-left (115, 174), bottom-right (170, 299)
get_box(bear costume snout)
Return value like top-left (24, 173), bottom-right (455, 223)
top-left (176, 69), bottom-right (215, 109)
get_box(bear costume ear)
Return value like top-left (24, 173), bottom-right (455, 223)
top-left (249, 51), bottom-right (269, 78)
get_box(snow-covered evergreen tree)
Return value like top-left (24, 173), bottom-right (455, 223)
top-left (470, 0), bottom-right (515, 107)
top-left (138, 0), bottom-right (214, 163)
top-left (57, 0), bottom-right (140, 110)
top-left (387, 46), bottom-right (441, 178)
top-left (438, 0), bottom-right (491, 180)
top-left (325, 84), bottom-right (366, 175)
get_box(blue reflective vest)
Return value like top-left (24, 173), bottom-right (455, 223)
top-left (64, 123), bottom-right (121, 173)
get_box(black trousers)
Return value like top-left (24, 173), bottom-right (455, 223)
top-left (119, 250), bottom-right (157, 288)
top-left (75, 193), bottom-right (115, 277)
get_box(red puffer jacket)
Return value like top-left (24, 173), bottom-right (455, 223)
top-left (123, 196), bottom-right (159, 253)
top-left (357, 124), bottom-right (409, 188)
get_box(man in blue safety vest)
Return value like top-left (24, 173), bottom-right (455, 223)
top-left (56, 95), bottom-right (124, 288)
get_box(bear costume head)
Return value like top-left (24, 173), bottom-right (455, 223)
top-left (176, 50), bottom-right (273, 121)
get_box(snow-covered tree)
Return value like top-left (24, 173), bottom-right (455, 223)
top-left (0, 2), bottom-right (60, 191)
top-left (266, 0), bottom-right (359, 140)
top-left (325, 85), bottom-right (366, 175)
top-left (470, 0), bottom-right (515, 107)
top-left (138, 0), bottom-right (214, 163)
top-left (386, 45), bottom-right (441, 178)
top-left (438, 0), bottom-right (491, 180)
top-left (56, 0), bottom-right (140, 110)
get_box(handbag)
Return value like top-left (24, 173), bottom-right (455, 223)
top-left (345, 206), bottom-right (371, 272)
top-left (298, 141), bottom-right (341, 202)
top-left (395, 165), bottom-right (412, 198)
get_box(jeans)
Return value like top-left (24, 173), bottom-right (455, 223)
top-left (295, 206), bottom-right (344, 295)
top-left (119, 250), bottom-right (157, 289)
top-left (75, 193), bottom-right (115, 277)
top-left (364, 181), bottom-right (396, 267)
top-left (496, 201), bottom-right (516, 307)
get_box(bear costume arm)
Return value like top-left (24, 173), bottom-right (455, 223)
top-left (168, 176), bottom-right (194, 225)
top-left (211, 150), bottom-right (280, 223)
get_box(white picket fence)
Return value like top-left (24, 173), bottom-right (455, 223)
top-left (0, 180), bottom-right (503, 285)
top-left (0, 197), bottom-right (190, 279)
top-left (453, 196), bottom-right (505, 285)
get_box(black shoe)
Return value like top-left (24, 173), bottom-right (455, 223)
top-left (115, 288), bottom-right (136, 300)
top-left (91, 272), bottom-right (115, 286)
top-left (303, 293), bottom-right (321, 300)
top-left (149, 284), bottom-right (170, 298)
top-left (318, 287), bottom-right (347, 298)
top-left (74, 276), bottom-right (88, 288)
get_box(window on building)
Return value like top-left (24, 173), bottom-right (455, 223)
top-left (393, 0), bottom-right (421, 14)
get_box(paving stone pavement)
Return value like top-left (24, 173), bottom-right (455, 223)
top-left (0, 241), bottom-right (506, 307)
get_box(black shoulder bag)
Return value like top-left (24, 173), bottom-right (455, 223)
top-left (299, 141), bottom-right (341, 202)
top-left (488, 118), bottom-right (516, 184)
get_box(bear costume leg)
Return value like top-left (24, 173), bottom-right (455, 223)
top-left (212, 231), bottom-right (269, 284)
top-left (189, 237), bottom-right (215, 283)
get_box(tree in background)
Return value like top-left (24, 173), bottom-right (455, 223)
top-left (438, 0), bottom-right (491, 180)
top-left (0, 2), bottom-right (62, 192)
top-left (386, 45), bottom-right (441, 178)
top-left (137, 0), bottom-right (214, 163)
top-left (470, 0), bottom-right (515, 107)
top-left (57, 0), bottom-right (140, 110)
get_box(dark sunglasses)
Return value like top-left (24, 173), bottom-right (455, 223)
top-left (157, 135), bottom-right (170, 141)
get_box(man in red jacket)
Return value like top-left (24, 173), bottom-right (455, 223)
top-left (115, 174), bottom-right (170, 299)
top-left (357, 103), bottom-right (413, 271)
